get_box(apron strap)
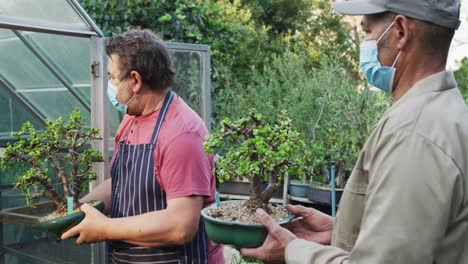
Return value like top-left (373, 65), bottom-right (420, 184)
top-left (150, 90), bottom-right (174, 145)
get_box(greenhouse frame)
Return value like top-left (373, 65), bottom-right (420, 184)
top-left (0, 1), bottom-right (211, 263)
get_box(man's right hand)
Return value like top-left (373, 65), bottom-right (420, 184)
top-left (287, 204), bottom-right (334, 245)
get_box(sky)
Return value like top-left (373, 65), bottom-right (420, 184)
top-left (447, 1), bottom-right (468, 70)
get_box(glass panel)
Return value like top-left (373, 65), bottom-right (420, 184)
top-left (18, 89), bottom-right (90, 124)
top-left (27, 32), bottom-right (91, 101)
top-left (171, 50), bottom-right (203, 116)
top-left (107, 103), bottom-right (123, 143)
top-left (0, 85), bottom-right (12, 134)
top-left (0, 84), bottom-right (44, 137)
top-left (0, 29), bottom-right (91, 130)
top-left (0, 30), bottom-right (63, 90)
top-left (1, 189), bottom-right (92, 264)
top-left (0, 0), bottom-right (90, 32)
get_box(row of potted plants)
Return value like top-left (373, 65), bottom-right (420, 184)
top-left (216, 176), bottom-right (345, 206)
top-left (289, 179), bottom-right (344, 205)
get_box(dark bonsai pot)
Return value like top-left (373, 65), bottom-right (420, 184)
top-left (201, 201), bottom-right (294, 248)
top-left (288, 180), bottom-right (309, 198)
top-left (307, 184), bottom-right (343, 205)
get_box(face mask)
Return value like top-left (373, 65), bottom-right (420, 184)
top-left (107, 80), bottom-right (137, 114)
top-left (359, 21), bottom-right (402, 93)
top-left (107, 81), bottom-right (126, 112)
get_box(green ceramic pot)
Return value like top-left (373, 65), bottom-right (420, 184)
top-left (37, 201), bottom-right (105, 237)
top-left (201, 201), bottom-right (295, 248)
top-left (0, 201), bottom-right (105, 238)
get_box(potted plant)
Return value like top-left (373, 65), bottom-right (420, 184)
top-left (306, 138), bottom-right (351, 206)
top-left (288, 175), bottom-right (310, 198)
top-left (201, 110), bottom-right (308, 248)
top-left (0, 109), bottom-right (104, 237)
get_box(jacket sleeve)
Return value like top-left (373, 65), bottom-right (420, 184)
top-left (285, 131), bottom-right (463, 264)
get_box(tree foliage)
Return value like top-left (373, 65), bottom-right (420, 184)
top-left (241, 0), bottom-right (314, 34)
top-left (79, 0), bottom-right (359, 122)
top-left (0, 109), bottom-right (103, 213)
top-left (455, 57), bottom-right (468, 103)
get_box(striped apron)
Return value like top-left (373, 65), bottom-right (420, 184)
top-left (108, 91), bottom-right (208, 263)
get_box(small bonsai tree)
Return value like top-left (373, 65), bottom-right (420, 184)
top-left (0, 109), bottom-right (103, 214)
top-left (204, 109), bottom-right (308, 212)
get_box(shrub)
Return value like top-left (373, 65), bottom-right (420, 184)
top-left (454, 57), bottom-right (468, 103)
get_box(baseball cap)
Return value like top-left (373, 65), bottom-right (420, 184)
top-left (332, 0), bottom-right (461, 29)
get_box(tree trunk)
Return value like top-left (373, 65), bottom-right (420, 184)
top-left (50, 154), bottom-right (70, 198)
top-left (71, 175), bottom-right (82, 209)
top-left (259, 172), bottom-right (279, 213)
top-left (246, 174), bottom-right (265, 211)
top-left (261, 183), bottom-right (278, 208)
top-left (37, 178), bottom-right (66, 213)
top-left (336, 161), bottom-right (348, 188)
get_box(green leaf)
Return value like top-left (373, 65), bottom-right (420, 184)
top-left (158, 13), bottom-right (172, 23)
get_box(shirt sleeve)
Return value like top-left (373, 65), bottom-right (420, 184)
top-left (285, 131), bottom-right (463, 263)
top-left (157, 132), bottom-right (214, 200)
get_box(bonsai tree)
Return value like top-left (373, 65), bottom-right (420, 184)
top-left (0, 109), bottom-right (103, 214)
top-left (204, 109), bottom-right (308, 212)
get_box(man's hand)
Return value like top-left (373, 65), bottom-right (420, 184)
top-left (287, 204), bottom-right (334, 245)
top-left (61, 203), bottom-right (109, 245)
top-left (241, 209), bottom-right (296, 263)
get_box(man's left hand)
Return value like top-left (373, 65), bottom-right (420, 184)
top-left (241, 208), bottom-right (297, 263)
top-left (61, 203), bottom-right (109, 245)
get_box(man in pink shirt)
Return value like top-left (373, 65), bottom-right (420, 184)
top-left (61, 28), bottom-right (224, 264)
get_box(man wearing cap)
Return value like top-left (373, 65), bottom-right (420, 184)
top-left (242, 0), bottom-right (468, 263)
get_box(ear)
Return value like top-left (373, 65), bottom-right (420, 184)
top-left (394, 15), bottom-right (412, 51)
top-left (129, 70), bottom-right (143, 93)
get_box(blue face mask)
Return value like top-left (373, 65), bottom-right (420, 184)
top-left (359, 21), bottom-right (402, 93)
top-left (107, 81), bottom-right (126, 112)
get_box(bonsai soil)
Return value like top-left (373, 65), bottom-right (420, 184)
top-left (39, 201), bottom-right (99, 222)
top-left (207, 201), bottom-right (288, 224)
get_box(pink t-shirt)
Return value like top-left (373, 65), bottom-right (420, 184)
top-left (112, 95), bottom-right (224, 263)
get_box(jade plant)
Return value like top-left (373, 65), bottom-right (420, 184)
top-left (0, 109), bottom-right (103, 214)
top-left (204, 109), bottom-right (309, 212)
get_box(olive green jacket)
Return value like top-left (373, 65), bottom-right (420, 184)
top-left (286, 71), bottom-right (468, 263)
